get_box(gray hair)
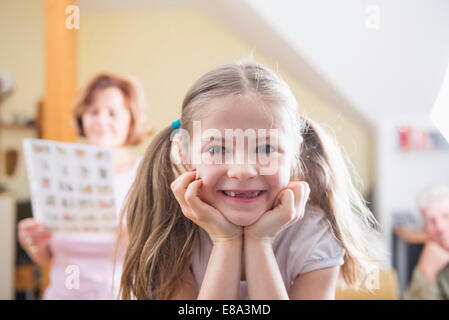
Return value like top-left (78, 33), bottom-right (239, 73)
top-left (417, 185), bottom-right (449, 210)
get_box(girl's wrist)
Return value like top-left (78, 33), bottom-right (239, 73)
top-left (211, 234), bottom-right (243, 247)
top-left (243, 228), bottom-right (275, 245)
top-left (243, 233), bottom-right (275, 247)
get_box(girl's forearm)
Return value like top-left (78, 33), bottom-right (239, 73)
top-left (197, 237), bottom-right (242, 300)
top-left (244, 237), bottom-right (289, 300)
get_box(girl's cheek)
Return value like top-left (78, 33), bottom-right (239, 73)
top-left (277, 167), bottom-right (293, 189)
top-left (264, 178), bottom-right (285, 205)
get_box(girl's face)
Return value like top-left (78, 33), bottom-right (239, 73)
top-left (82, 87), bottom-right (131, 148)
top-left (423, 197), bottom-right (449, 251)
top-left (188, 95), bottom-right (298, 226)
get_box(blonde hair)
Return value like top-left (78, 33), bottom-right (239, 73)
top-left (417, 184), bottom-right (449, 211)
top-left (74, 73), bottom-right (153, 146)
top-left (120, 61), bottom-right (383, 299)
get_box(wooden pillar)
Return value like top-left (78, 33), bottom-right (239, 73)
top-left (40, 0), bottom-right (79, 296)
top-left (43, 0), bottom-right (78, 141)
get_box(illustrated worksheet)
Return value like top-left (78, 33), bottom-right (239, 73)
top-left (23, 139), bottom-right (117, 233)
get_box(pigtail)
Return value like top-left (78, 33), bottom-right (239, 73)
top-left (298, 116), bottom-right (384, 289)
top-left (120, 126), bottom-right (198, 300)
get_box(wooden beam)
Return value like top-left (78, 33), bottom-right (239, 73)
top-left (41, 0), bottom-right (79, 296)
top-left (43, 0), bottom-right (78, 141)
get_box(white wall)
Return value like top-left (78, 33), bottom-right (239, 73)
top-left (375, 114), bottom-right (449, 265)
top-left (242, 0), bottom-right (449, 122)
top-left (0, 0), bottom-right (43, 201)
top-left (0, 192), bottom-right (15, 299)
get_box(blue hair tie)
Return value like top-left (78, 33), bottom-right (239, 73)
top-left (171, 119), bottom-right (181, 130)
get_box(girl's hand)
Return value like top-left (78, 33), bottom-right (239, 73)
top-left (171, 171), bottom-right (243, 243)
top-left (244, 181), bottom-right (310, 243)
top-left (17, 218), bottom-right (52, 257)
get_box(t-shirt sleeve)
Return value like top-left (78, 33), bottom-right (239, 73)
top-left (287, 206), bottom-right (346, 281)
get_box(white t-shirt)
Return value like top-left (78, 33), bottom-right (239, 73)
top-left (113, 158), bottom-right (141, 217)
top-left (190, 204), bottom-right (346, 299)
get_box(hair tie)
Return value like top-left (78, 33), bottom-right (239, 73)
top-left (171, 119), bottom-right (181, 130)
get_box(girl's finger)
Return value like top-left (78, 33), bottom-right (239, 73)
top-left (288, 181), bottom-right (309, 219)
top-left (171, 171), bottom-right (196, 192)
top-left (289, 182), bottom-right (302, 212)
top-left (296, 182), bottom-right (308, 220)
top-left (272, 187), bottom-right (287, 209)
top-left (282, 188), bottom-right (295, 211)
top-left (272, 189), bottom-right (295, 225)
top-left (171, 171), bottom-right (197, 207)
top-left (184, 179), bottom-right (211, 217)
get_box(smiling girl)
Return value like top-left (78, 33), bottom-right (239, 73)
top-left (120, 61), bottom-right (383, 300)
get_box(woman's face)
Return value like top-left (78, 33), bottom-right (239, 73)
top-left (423, 196), bottom-right (449, 251)
top-left (187, 95), bottom-right (298, 226)
top-left (81, 87), bottom-right (131, 148)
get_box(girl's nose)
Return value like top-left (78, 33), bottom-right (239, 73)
top-left (227, 164), bottom-right (258, 181)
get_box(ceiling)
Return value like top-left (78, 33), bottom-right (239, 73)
top-left (79, 0), bottom-right (449, 129)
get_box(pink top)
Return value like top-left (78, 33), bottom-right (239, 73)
top-left (42, 159), bottom-right (140, 300)
top-left (190, 204), bottom-right (346, 299)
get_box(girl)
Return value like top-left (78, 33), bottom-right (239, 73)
top-left (18, 73), bottom-right (152, 299)
top-left (120, 61), bottom-right (383, 300)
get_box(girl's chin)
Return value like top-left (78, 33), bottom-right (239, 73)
top-left (221, 210), bottom-right (265, 227)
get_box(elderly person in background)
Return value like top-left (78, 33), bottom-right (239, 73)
top-left (404, 185), bottom-right (449, 299)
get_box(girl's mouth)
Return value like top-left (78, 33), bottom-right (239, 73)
top-left (219, 190), bottom-right (266, 203)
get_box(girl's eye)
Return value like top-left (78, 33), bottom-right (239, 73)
top-left (206, 146), bottom-right (227, 154)
top-left (109, 111), bottom-right (116, 117)
top-left (89, 109), bottom-right (98, 116)
top-left (257, 145), bottom-right (276, 153)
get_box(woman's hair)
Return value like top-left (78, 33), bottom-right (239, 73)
top-left (417, 184), bottom-right (449, 211)
top-left (73, 73), bottom-right (153, 146)
top-left (120, 61), bottom-right (384, 299)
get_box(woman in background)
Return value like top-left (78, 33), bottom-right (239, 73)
top-left (18, 73), bottom-right (152, 299)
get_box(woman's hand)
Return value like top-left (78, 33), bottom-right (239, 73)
top-left (244, 181), bottom-right (310, 243)
top-left (17, 218), bottom-right (53, 264)
top-left (171, 171), bottom-right (243, 243)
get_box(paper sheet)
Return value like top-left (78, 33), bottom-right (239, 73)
top-left (23, 139), bottom-right (117, 233)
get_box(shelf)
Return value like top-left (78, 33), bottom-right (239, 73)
top-left (393, 227), bottom-right (428, 244)
top-left (395, 149), bottom-right (449, 155)
top-left (0, 124), bottom-right (36, 130)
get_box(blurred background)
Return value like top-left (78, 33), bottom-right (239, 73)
top-left (0, 0), bottom-right (448, 300)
